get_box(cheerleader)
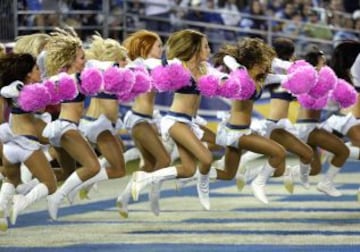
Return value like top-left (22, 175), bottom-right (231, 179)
top-left (116, 30), bottom-right (171, 217)
top-left (238, 38), bottom-right (313, 193)
top-left (130, 29), bottom-right (214, 211)
top-left (43, 27), bottom-right (101, 220)
top-left (66, 34), bottom-right (128, 203)
top-left (0, 53), bottom-right (57, 230)
top-left (294, 45), bottom-right (349, 196)
top-left (211, 38), bottom-right (286, 204)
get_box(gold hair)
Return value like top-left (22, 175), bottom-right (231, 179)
top-left (13, 33), bottom-right (50, 57)
top-left (86, 33), bottom-right (127, 62)
top-left (166, 29), bottom-right (205, 62)
top-left (123, 29), bottom-right (160, 60)
top-left (45, 26), bottom-right (82, 77)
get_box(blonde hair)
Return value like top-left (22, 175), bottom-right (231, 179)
top-left (166, 29), bottom-right (206, 62)
top-left (123, 29), bottom-right (160, 60)
top-left (45, 26), bottom-right (82, 76)
top-left (86, 33), bottom-right (127, 62)
top-left (13, 33), bottom-right (50, 57)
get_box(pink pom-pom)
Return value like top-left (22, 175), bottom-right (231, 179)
top-left (297, 93), bottom-right (328, 110)
top-left (331, 78), bottom-right (358, 108)
top-left (167, 63), bottom-right (191, 89)
top-left (218, 77), bottom-right (241, 98)
top-left (231, 68), bottom-right (256, 100)
top-left (197, 74), bottom-right (220, 97)
top-left (283, 65), bottom-right (318, 95)
top-left (43, 79), bottom-right (61, 104)
top-left (308, 66), bottom-right (337, 98)
top-left (18, 83), bottom-right (51, 111)
top-left (80, 68), bottom-right (103, 96)
top-left (131, 68), bottom-right (152, 95)
top-left (117, 91), bottom-right (137, 103)
top-left (151, 63), bottom-right (191, 92)
top-left (57, 73), bottom-right (79, 101)
top-left (287, 60), bottom-right (311, 74)
top-left (151, 65), bottom-right (172, 92)
top-left (103, 67), bottom-right (135, 95)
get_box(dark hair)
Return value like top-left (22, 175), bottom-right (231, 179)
top-left (0, 53), bottom-right (36, 88)
top-left (330, 41), bottom-right (360, 84)
top-left (213, 38), bottom-right (275, 73)
top-left (273, 37), bottom-right (295, 60)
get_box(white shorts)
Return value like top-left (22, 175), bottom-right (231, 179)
top-left (42, 119), bottom-right (78, 147)
top-left (295, 120), bottom-right (320, 143)
top-left (216, 122), bottom-right (252, 148)
top-left (251, 118), bottom-right (298, 138)
top-left (79, 114), bottom-right (116, 144)
top-left (34, 112), bottom-right (52, 124)
top-left (160, 112), bottom-right (204, 142)
top-left (322, 113), bottom-right (360, 137)
top-left (3, 135), bottom-right (42, 164)
top-left (123, 110), bottom-right (153, 132)
top-left (0, 123), bottom-right (13, 143)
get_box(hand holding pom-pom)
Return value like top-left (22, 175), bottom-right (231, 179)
top-left (151, 63), bottom-right (191, 92)
top-left (18, 83), bottom-right (51, 111)
top-left (331, 78), bottom-right (357, 108)
top-left (103, 67), bottom-right (135, 95)
top-left (218, 77), bottom-right (241, 98)
top-left (197, 74), bottom-right (220, 97)
top-left (80, 68), bottom-right (103, 96)
top-left (231, 68), bottom-right (256, 100)
top-left (131, 68), bottom-right (152, 95)
top-left (43, 80), bottom-right (61, 104)
top-left (283, 65), bottom-right (317, 95)
top-left (307, 66), bottom-right (337, 98)
top-left (297, 93), bottom-right (328, 110)
top-left (57, 73), bottom-right (79, 101)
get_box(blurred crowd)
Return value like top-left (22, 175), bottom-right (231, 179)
top-left (17, 0), bottom-right (360, 53)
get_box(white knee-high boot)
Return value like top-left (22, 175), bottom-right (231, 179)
top-left (47, 172), bottom-right (82, 220)
top-left (131, 166), bottom-right (177, 201)
top-left (116, 179), bottom-right (133, 218)
top-left (0, 182), bottom-right (15, 231)
top-left (11, 183), bottom-right (49, 225)
top-left (16, 178), bottom-right (40, 195)
top-left (251, 162), bottom-right (275, 204)
top-left (346, 143), bottom-right (360, 160)
top-left (317, 165), bottom-right (342, 197)
top-left (67, 168), bottom-right (108, 204)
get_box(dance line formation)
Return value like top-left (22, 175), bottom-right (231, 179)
top-left (0, 27), bottom-right (359, 232)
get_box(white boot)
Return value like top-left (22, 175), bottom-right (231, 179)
top-left (299, 162), bottom-right (311, 189)
top-left (67, 169), bottom-right (108, 204)
top-left (116, 180), bottom-right (132, 218)
top-left (20, 163), bottom-right (33, 183)
top-left (47, 172), bottom-right (82, 220)
top-left (283, 166), bottom-right (295, 194)
top-left (11, 183), bottom-right (49, 225)
top-left (212, 156), bottom-right (225, 170)
top-left (251, 162), bottom-right (275, 204)
top-left (16, 178), bottom-right (40, 195)
top-left (317, 165), bottom-right (342, 197)
top-left (149, 181), bottom-right (162, 216)
top-left (124, 148), bottom-right (141, 163)
top-left (175, 169), bottom-right (199, 191)
top-left (197, 172), bottom-right (210, 210)
top-left (131, 166), bottom-right (177, 201)
top-left (236, 152), bottom-right (264, 191)
top-left (0, 182), bottom-right (15, 231)
top-left (345, 143), bottom-right (360, 160)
